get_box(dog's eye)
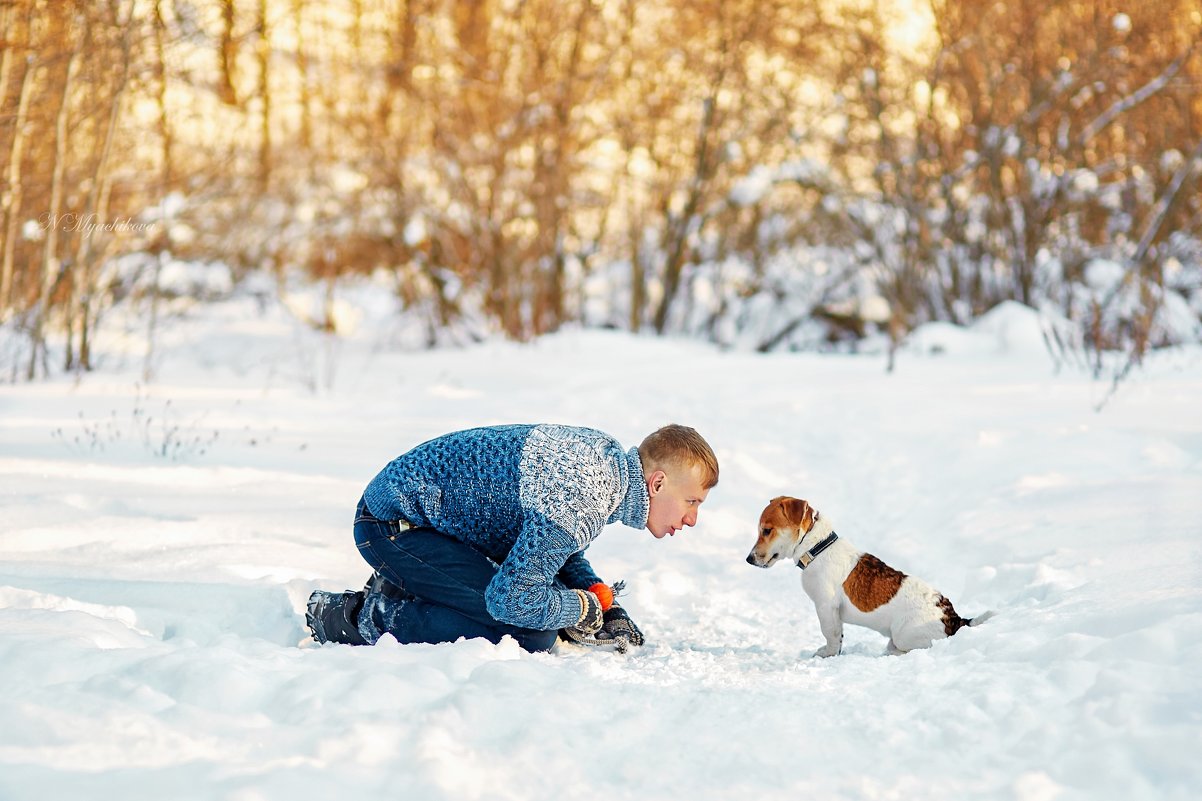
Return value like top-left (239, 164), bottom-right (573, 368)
top-left (760, 527), bottom-right (772, 537)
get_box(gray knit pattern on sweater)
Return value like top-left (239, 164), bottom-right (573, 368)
top-left (362, 424), bottom-right (649, 631)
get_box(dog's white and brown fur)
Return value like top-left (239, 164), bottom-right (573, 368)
top-left (746, 496), bottom-right (992, 656)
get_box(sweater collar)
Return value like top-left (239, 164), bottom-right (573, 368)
top-left (610, 446), bottom-right (650, 529)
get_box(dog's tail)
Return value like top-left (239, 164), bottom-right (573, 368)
top-left (966, 610), bottom-right (996, 627)
top-left (941, 599), bottom-right (996, 635)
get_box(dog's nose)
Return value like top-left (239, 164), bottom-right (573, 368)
top-left (745, 554), bottom-right (756, 565)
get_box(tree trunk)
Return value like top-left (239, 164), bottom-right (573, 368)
top-left (532, 0), bottom-right (592, 335)
top-left (218, 0), bottom-right (237, 105)
top-left (153, 0), bottom-right (173, 187)
top-left (1, 51), bottom-right (36, 318)
top-left (256, 0), bottom-right (271, 191)
top-left (72, 0), bottom-right (135, 372)
top-left (0, 1), bottom-right (15, 135)
top-left (144, 0), bottom-right (174, 382)
top-left (653, 93), bottom-right (719, 334)
top-left (629, 225), bottom-right (644, 332)
top-left (29, 15), bottom-right (82, 379)
top-left (379, 0), bottom-right (418, 123)
top-left (292, 0), bottom-right (311, 150)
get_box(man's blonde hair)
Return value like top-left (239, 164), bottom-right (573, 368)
top-left (638, 424), bottom-right (719, 489)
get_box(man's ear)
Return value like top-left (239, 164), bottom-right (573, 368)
top-left (646, 469), bottom-right (667, 496)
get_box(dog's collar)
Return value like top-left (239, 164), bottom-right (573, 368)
top-left (796, 532), bottom-right (838, 569)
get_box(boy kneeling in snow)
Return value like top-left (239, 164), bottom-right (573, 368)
top-left (306, 423), bottom-right (718, 653)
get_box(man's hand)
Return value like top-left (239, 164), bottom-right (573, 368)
top-left (599, 605), bottom-right (644, 649)
top-left (560, 604), bottom-right (644, 653)
top-left (559, 581), bottom-right (642, 653)
top-left (570, 588), bottom-right (605, 634)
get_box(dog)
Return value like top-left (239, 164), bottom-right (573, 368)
top-left (746, 496), bottom-right (993, 656)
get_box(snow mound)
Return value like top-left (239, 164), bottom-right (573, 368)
top-left (905, 301), bottom-right (1051, 358)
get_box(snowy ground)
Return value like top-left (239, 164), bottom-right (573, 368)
top-left (1, 292), bottom-right (1200, 801)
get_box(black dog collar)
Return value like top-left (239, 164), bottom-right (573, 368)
top-left (796, 532), bottom-right (839, 569)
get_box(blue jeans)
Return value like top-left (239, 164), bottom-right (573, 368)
top-left (352, 497), bottom-right (559, 653)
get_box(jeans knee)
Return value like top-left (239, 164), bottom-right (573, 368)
top-left (517, 629), bottom-right (559, 653)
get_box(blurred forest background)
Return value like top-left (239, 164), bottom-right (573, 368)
top-left (1, 0), bottom-right (1200, 380)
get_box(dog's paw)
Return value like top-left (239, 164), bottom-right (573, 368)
top-left (814, 644), bottom-right (841, 658)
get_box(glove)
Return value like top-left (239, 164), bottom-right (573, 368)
top-left (598, 605), bottom-right (644, 649)
top-left (567, 588), bottom-right (604, 635)
top-left (560, 604), bottom-right (644, 653)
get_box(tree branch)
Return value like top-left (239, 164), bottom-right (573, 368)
top-left (1079, 47), bottom-right (1193, 146)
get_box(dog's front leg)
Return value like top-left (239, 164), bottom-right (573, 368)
top-left (813, 604), bottom-right (843, 658)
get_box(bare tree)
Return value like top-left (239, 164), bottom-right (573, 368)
top-left (29, 3), bottom-right (83, 380)
top-left (1, 0), bottom-right (38, 317)
top-left (256, 0), bottom-right (271, 190)
top-left (67, 0), bottom-right (138, 371)
top-left (217, 0), bottom-right (238, 105)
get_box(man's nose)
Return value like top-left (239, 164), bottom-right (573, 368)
top-left (684, 509), bottom-right (698, 526)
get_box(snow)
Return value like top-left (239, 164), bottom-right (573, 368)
top-left (730, 165), bottom-right (775, 206)
top-left (729, 159), bottom-right (830, 206)
top-left (2, 289), bottom-right (1200, 801)
top-left (903, 301), bottom-right (1057, 358)
top-left (1085, 259), bottom-right (1127, 293)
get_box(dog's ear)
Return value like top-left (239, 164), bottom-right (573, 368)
top-left (782, 498), bottom-right (816, 532)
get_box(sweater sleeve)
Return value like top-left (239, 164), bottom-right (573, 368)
top-left (484, 512), bottom-right (597, 630)
top-left (557, 550), bottom-right (603, 591)
top-left (482, 425), bottom-right (619, 630)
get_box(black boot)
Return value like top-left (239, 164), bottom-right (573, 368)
top-left (306, 589), bottom-right (368, 645)
top-left (363, 571), bottom-right (412, 602)
top-left (356, 571), bottom-right (415, 643)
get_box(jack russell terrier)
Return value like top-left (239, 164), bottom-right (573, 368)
top-left (746, 496), bottom-right (993, 656)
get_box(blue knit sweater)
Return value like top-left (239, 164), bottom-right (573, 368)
top-left (362, 424), bottom-right (649, 631)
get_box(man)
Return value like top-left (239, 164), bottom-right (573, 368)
top-left (306, 423), bottom-right (718, 653)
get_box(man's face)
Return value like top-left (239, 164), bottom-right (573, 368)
top-left (645, 462), bottom-right (710, 539)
